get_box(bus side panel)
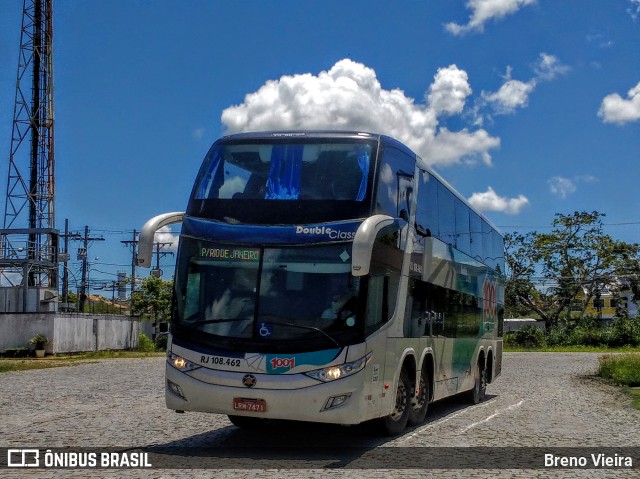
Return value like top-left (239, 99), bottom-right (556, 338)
top-left (363, 327), bottom-right (391, 420)
top-left (426, 336), bottom-right (459, 401)
top-left (492, 338), bottom-right (503, 381)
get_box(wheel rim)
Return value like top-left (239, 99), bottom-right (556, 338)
top-left (390, 378), bottom-right (408, 421)
top-left (413, 376), bottom-right (427, 411)
top-left (474, 366), bottom-right (486, 401)
top-left (480, 368), bottom-right (487, 396)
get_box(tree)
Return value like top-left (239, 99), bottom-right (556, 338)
top-left (505, 211), bottom-right (640, 330)
top-left (130, 275), bottom-right (173, 322)
top-left (504, 232), bottom-right (543, 319)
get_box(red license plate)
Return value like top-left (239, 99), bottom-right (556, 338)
top-left (233, 398), bottom-right (267, 412)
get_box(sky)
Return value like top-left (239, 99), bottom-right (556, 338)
top-left (1, 0), bottom-right (640, 294)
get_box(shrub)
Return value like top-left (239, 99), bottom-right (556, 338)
top-left (28, 334), bottom-right (50, 349)
top-left (155, 334), bottom-right (168, 351)
top-left (598, 354), bottom-right (640, 386)
top-left (565, 326), bottom-right (605, 347)
top-left (604, 316), bottom-right (640, 348)
top-left (546, 326), bottom-right (569, 346)
top-left (2, 347), bottom-right (31, 358)
top-left (505, 325), bottom-right (546, 348)
top-left (136, 333), bottom-right (156, 352)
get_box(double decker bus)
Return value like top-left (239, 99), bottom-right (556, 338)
top-left (138, 131), bottom-right (504, 435)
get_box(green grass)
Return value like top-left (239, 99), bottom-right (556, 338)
top-left (504, 345), bottom-right (640, 353)
top-left (626, 387), bottom-right (640, 409)
top-left (0, 350), bottom-right (165, 374)
top-left (597, 354), bottom-right (640, 410)
top-left (598, 353), bottom-right (640, 386)
top-left (53, 350), bottom-right (165, 360)
top-left (0, 359), bottom-right (83, 373)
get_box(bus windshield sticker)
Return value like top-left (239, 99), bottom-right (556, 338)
top-left (294, 225), bottom-right (357, 241)
top-left (265, 348), bottom-right (343, 374)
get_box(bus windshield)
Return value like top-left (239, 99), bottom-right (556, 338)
top-left (174, 238), bottom-right (362, 348)
top-left (187, 138), bottom-right (376, 223)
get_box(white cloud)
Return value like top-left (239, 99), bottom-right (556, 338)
top-left (547, 176), bottom-right (576, 198)
top-left (468, 186), bottom-right (529, 214)
top-left (598, 82), bottom-right (640, 125)
top-left (587, 33), bottom-right (614, 49)
top-left (427, 66), bottom-right (472, 116)
top-left (532, 53), bottom-right (570, 81)
top-left (221, 59), bottom-right (500, 167)
top-left (423, 128), bottom-right (498, 166)
top-left (482, 78), bottom-right (536, 114)
top-left (444, 0), bottom-right (536, 36)
top-left (192, 127), bottom-right (206, 139)
top-left (155, 226), bottom-right (179, 250)
top-left (547, 175), bottom-right (597, 198)
top-left (628, 0), bottom-right (640, 21)
top-left (481, 54), bottom-right (568, 116)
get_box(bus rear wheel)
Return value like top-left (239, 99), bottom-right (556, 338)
top-left (468, 363), bottom-right (487, 405)
top-left (381, 369), bottom-right (411, 436)
top-left (408, 372), bottom-right (429, 426)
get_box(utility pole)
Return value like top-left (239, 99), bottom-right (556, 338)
top-left (152, 241), bottom-right (174, 277)
top-left (61, 218), bottom-right (69, 305)
top-left (80, 226), bottom-right (89, 312)
top-left (62, 219), bottom-right (69, 304)
top-left (77, 225), bottom-right (104, 312)
top-left (59, 218), bottom-right (81, 308)
top-left (121, 230), bottom-right (138, 295)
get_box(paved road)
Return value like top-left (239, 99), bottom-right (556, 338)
top-left (1, 353), bottom-right (638, 478)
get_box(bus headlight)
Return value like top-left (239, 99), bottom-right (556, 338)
top-left (304, 352), bottom-right (372, 382)
top-left (168, 352), bottom-right (201, 372)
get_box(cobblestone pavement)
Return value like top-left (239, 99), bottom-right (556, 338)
top-left (1, 353), bottom-right (638, 478)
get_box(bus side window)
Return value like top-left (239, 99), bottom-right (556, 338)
top-left (364, 222), bottom-right (402, 336)
top-left (405, 279), bottom-right (429, 338)
top-left (365, 275), bottom-right (387, 336)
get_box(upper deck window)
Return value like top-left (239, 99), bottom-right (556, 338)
top-left (188, 137), bottom-right (377, 224)
top-left (194, 142), bottom-right (371, 202)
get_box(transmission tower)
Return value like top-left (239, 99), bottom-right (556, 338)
top-left (0, 0), bottom-right (58, 310)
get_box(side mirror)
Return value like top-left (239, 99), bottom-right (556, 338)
top-left (351, 215), bottom-right (395, 277)
top-left (137, 212), bottom-right (185, 268)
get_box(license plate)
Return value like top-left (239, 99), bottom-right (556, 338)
top-left (233, 398), bottom-right (267, 412)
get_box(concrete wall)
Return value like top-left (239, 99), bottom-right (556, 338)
top-left (0, 313), bottom-right (153, 354)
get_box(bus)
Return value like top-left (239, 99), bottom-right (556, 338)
top-left (138, 131), bottom-right (504, 435)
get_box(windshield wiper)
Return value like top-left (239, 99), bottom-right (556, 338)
top-left (187, 318), bottom-right (250, 326)
top-left (263, 320), bottom-right (340, 348)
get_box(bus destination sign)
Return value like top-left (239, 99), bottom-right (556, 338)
top-left (200, 247), bottom-right (260, 261)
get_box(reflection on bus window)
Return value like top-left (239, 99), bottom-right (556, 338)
top-left (194, 142), bottom-right (372, 202)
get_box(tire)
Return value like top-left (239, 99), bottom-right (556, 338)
top-left (408, 371), bottom-right (429, 426)
top-left (228, 415), bottom-right (268, 429)
top-left (467, 363), bottom-right (487, 405)
top-left (381, 369), bottom-right (411, 436)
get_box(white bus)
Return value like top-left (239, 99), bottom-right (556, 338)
top-left (138, 131), bottom-right (504, 435)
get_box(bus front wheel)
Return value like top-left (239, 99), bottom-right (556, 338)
top-left (381, 369), bottom-right (411, 435)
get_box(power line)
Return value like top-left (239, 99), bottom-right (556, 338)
top-left (497, 221), bottom-right (640, 229)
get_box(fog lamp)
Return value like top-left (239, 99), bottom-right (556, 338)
top-left (167, 380), bottom-right (187, 400)
top-left (322, 393), bottom-right (352, 411)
